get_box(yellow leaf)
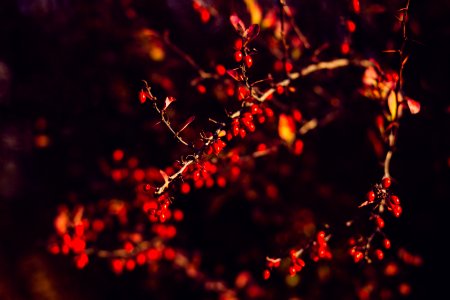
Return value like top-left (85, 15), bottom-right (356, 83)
top-left (244, 0), bottom-right (262, 25)
top-left (387, 91), bottom-right (402, 120)
top-left (278, 114), bottom-right (296, 146)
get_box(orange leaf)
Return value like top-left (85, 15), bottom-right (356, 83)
top-left (278, 114), bottom-right (296, 146)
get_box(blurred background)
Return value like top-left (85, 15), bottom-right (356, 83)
top-left (0, 0), bottom-right (449, 299)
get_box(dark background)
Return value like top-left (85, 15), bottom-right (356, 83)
top-left (0, 0), bottom-right (449, 299)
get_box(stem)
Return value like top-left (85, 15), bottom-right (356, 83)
top-left (278, 0), bottom-right (290, 78)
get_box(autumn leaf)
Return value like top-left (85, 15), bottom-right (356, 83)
top-left (230, 14), bottom-right (245, 34)
top-left (243, 0), bottom-right (262, 25)
top-left (178, 116), bottom-right (196, 134)
top-left (163, 96), bottom-right (176, 111)
top-left (244, 24), bottom-right (260, 41)
top-left (278, 114), bottom-right (296, 146)
top-left (405, 97), bottom-right (421, 114)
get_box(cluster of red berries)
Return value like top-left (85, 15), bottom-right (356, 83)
top-left (110, 246), bottom-right (177, 275)
top-left (348, 236), bottom-right (391, 263)
top-left (310, 230), bottom-right (332, 262)
top-left (263, 258), bottom-right (281, 280)
top-left (226, 106), bottom-right (273, 142)
top-left (182, 161), bottom-right (223, 191)
top-left (234, 38), bottom-right (253, 68)
top-left (365, 177), bottom-right (402, 218)
top-left (49, 207), bottom-right (93, 269)
top-left (288, 250), bottom-right (306, 277)
top-left (145, 193), bottom-right (172, 223)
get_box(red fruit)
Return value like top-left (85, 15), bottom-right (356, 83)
top-left (234, 51), bottom-right (243, 62)
top-left (204, 145), bottom-right (213, 155)
top-left (293, 109), bottom-right (302, 122)
top-left (289, 266), bottom-right (297, 277)
top-left (375, 216), bottom-right (385, 228)
top-left (193, 171), bottom-right (201, 181)
top-left (239, 128), bottom-right (246, 138)
top-left (125, 259), bottom-right (136, 271)
top-left (180, 182), bottom-right (191, 194)
top-left (136, 253), bottom-right (146, 265)
top-left (341, 41), bottom-right (350, 54)
top-left (71, 238), bottom-right (86, 253)
top-left (289, 249), bottom-right (297, 260)
top-left (139, 90), bottom-right (147, 103)
top-left (367, 190), bottom-right (376, 203)
top-left (237, 86), bottom-right (249, 101)
top-left (285, 62), bottom-right (293, 73)
top-left (354, 251), bottom-right (364, 263)
top-left (382, 177), bottom-right (391, 188)
top-left (234, 38), bottom-right (243, 50)
top-left (197, 84), bottom-right (206, 94)
top-left (112, 259), bottom-right (124, 274)
top-left (276, 85), bottom-right (284, 94)
top-left (317, 231), bottom-right (326, 245)
top-left (263, 269), bottom-right (271, 280)
top-left (383, 238), bottom-right (391, 249)
top-left (232, 125), bottom-right (240, 136)
top-left (244, 55), bottom-right (253, 68)
top-left (347, 20), bottom-right (356, 32)
top-left (113, 149), bottom-right (124, 161)
top-left (375, 249), bottom-right (384, 260)
top-left (75, 253), bottom-right (89, 269)
top-left (392, 205), bottom-right (402, 218)
top-left (251, 104), bottom-right (259, 115)
top-left (390, 195), bottom-right (400, 205)
top-left (216, 64), bottom-right (226, 76)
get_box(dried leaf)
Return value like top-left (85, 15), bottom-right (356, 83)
top-left (278, 114), bottom-right (296, 146)
top-left (163, 96), bottom-right (176, 111)
top-left (178, 116), bottom-right (196, 134)
top-left (230, 14), bottom-right (245, 34)
top-left (227, 69), bottom-right (242, 81)
top-left (244, 24), bottom-right (260, 40)
top-left (406, 97), bottom-right (421, 114)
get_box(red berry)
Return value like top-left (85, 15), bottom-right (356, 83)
top-left (347, 20), bottom-right (356, 33)
top-left (317, 231), bottom-right (326, 245)
top-left (341, 41), bottom-right (350, 54)
top-left (180, 182), bottom-right (191, 194)
top-left (139, 90), bottom-right (147, 104)
top-left (244, 55), bottom-right (253, 68)
top-left (289, 266), bottom-right (297, 277)
top-left (382, 177), bottom-right (391, 188)
top-left (251, 104), bottom-right (259, 115)
top-left (276, 85), bottom-right (284, 94)
top-left (392, 205), bottom-right (402, 218)
top-left (193, 171), bottom-right (201, 181)
top-left (75, 253), bottom-right (89, 269)
top-left (136, 253), bottom-right (146, 265)
top-left (367, 190), bottom-right (376, 203)
top-left (263, 269), bottom-right (271, 280)
top-left (383, 238), bottom-right (391, 249)
top-left (354, 251), bottom-right (364, 263)
top-left (125, 259), bottom-right (136, 271)
top-left (216, 64), bottom-right (226, 76)
top-left (234, 38), bottom-right (243, 50)
top-left (239, 128), bottom-right (246, 138)
top-left (197, 84), bottom-right (206, 94)
top-left (234, 51), bottom-right (243, 62)
top-left (375, 216), bottom-right (385, 228)
top-left (390, 195), bottom-right (400, 205)
top-left (232, 125), bottom-right (240, 136)
top-left (237, 86), bottom-right (249, 101)
top-left (375, 249), bottom-right (384, 260)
